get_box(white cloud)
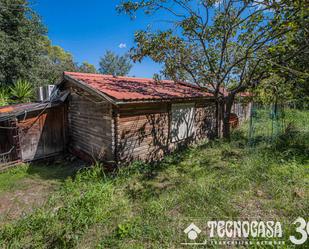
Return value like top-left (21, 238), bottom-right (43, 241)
top-left (118, 43), bottom-right (127, 49)
top-left (214, 0), bottom-right (222, 8)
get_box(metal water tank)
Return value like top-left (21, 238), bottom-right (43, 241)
top-left (37, 86), bottom-right (45, 102)
top-left (36, 85), bottom-right (56, 102)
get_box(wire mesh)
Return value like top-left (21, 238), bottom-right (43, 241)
top-left (248, 103), bottom-right (286, 147)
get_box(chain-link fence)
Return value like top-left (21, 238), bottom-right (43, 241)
top-left (246, 103), bottom-right (287, 146)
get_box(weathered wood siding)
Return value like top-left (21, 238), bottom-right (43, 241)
top-left (116, 103), bottom-right (169, 163)
top-left (0, 119), bottom-right (19, 164)
top-left (116, 100), bottom-right (217, 164)
top-left (18, 106), bottom-right (66, 161)
top-left (65, 85), bottom-right (114, 161)
top-left (0, 121), bottom-right (13, 155)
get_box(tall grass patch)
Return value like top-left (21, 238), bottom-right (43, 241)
top-left (0, 109), bottom-right (308, 248)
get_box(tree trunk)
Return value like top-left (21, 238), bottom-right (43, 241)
top-left (215, 99), bottom-right (221, 138)
top-left (222, 95), bottom-right (235, 139)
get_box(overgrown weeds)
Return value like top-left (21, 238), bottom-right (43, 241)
top-left (0, 109), bottom-right (308, 248)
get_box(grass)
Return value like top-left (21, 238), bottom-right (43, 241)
top-left (0, 109), bottom-right (308, 248)
top-left (0, 165), bottom-right (29, 193)
top-left (0, 161), bottom-right (82, 227)
top-left (0, 162), bottom-right (78, 194)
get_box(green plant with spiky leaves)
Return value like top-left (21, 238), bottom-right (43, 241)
top-left (9, 79), bottom-right (34, 103)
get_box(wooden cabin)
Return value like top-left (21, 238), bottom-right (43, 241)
top-left (0, 72), bottom-right (251, 168)
top-left (60, 72), bottom-right (221, 164)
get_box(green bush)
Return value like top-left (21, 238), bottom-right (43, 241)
top-left (0, 88), bottom-right (9, 106)
top-left (9, 79), bottom-right (34, 103)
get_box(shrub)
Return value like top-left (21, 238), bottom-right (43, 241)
top-left (0, 88), bottom-right (9, 106)
top-left (9, 79), bottom-right (34, 103)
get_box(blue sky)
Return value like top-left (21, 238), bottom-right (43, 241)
top-left (34, 0), bottom-right (163, 78)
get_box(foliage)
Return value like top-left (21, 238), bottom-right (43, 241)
top-left (265, 0), bottom-right (309, 108)
top-left (0, 0), bottom-right (46, 86)
top-left (78, 61), bottom-right (97, 74)
top-left (99, 50), bottom-right (132, 76)
top-left (0, 87), bottom-right (9, 106)
top-left (9, 79), bottom-right (33, 103)
top-left (254, 74), bottom-right (293, 105)
top-left (34, 37), bottom-right (77, 86)
top-left (0, 109), bottom-right (308, 248)
top-left (0, 1), bottom-right (98, 99)
top-left (117, 0), bottom-right (307, 137)
top-left (0, 2), bottom-right (83, 87)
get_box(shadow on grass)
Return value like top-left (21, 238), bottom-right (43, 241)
top-left (25, 157), bottom-right (86, 181)
top-left (122, 143), bottom-right (214, 200)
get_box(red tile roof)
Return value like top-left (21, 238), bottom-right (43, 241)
top-left (64, 72), bottom-right (213, 102)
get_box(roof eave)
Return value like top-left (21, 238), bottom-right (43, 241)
top-left (63, 74), bottom-right (119, 106)
top-left (114, 96), bottom-right (215, 105)
top-left (0, 102), bottom-right (63, 120)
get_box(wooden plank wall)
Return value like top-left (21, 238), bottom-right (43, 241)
top-left (0, 121), bottom-right (12, 154)
top-left (0, 119), bottom-right (19, 164)
top-left (116, 103), bottom-right (169, 163)
top-left (66, 86), bottom-right (114, 161)
top-left (116, 100), bottom-right (217, 164)
top-left (18, 106), bottom-right (66, 161)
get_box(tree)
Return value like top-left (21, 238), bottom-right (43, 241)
top-left (78, 61), bottom-right (97, 74)
top-left (35, 37), bottom-right (77, 86)
top-left (254, 75), bottom-right (293, 105)
top-left (99, 50), bottom-right (132, 76)
top-left (0, 1), bottom-right (80, 87)
top-left (118, 0), bottom-right (305, 138)
top-left (0, 0), bottom-right (46, 86)
top-left (264, 1), bottom-right (309, 108)
top-left (0, 1), bottom-right (99, 92)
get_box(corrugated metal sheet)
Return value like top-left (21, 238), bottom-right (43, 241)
top-left (0, 102), bottom-right (64, 121)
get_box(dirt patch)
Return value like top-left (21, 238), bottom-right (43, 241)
top-left (0, 158), bottom-right (87, 226)
top-left (233, 190), bottom-right (279, 220)
top-left (0, 178), bottom-right (58, 225)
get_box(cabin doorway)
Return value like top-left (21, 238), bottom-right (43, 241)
top-left (0, 120), bottom-right (19, 165)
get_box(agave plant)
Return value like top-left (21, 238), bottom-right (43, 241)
top-left (9, 79), bottom-right (34, 103)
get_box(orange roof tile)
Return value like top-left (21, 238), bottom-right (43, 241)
top-left (64, 72), bottom-right (213, 102)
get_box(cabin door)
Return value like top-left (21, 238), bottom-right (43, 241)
top-left (0, 119), bottom-right (19, 166)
